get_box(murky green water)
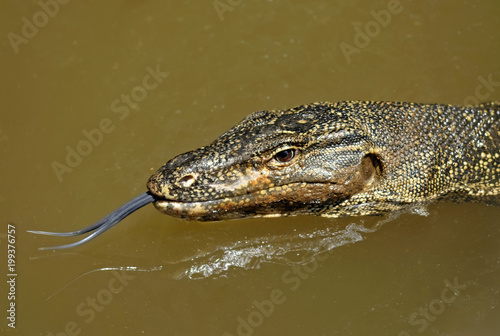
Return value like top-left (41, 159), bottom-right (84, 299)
top-left (1, 1), bottom-right (499, 335)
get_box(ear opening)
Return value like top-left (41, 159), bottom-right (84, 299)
top-left (360, 153), bottom-right (383, 186)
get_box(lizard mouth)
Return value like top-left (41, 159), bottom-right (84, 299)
top-left (148, 153), bottom-right (383, 221)
top-left (152, 181), bottom-right (351, 221)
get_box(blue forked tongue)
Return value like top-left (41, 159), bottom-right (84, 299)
top-left (27, 192), bottom-right (156, 250)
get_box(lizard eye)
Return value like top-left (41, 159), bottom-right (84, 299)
top-left (274, 148), bottom-right (296, 163)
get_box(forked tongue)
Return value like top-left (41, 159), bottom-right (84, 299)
top-left (27, 192), bottom-right (156, 250)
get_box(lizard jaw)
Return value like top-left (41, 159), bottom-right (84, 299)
top-left (152, 182), bottom-right (351, 221)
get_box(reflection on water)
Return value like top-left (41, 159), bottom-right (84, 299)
top-left (162, 220), bottom-right (372, 280)
top-left (173, 218), bottom-right (389, 280)
top-left (46, 213), bottom-right (402, 296)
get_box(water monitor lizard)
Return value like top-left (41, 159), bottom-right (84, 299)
top-left (30, 101), bottom-right (500, 249)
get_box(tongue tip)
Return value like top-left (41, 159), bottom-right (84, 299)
top-left (31, 191), bottom-right (156, 250)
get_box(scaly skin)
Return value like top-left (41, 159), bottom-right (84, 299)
top-left (147, 101), bottom-right (500, 221)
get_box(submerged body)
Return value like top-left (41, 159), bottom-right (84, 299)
top-left (30, 101), bottom-right (500, 249)
top-left (148, 101), bottom-right (500, 220)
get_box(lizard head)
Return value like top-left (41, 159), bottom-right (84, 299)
top-left (147, 102), bottom-right (383, 221)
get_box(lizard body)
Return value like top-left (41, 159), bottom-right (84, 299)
top-left (148, 101), bottom-right (500, 221)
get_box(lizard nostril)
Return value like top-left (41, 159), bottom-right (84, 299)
top-left (178, 174), bottom-right (196, 188)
